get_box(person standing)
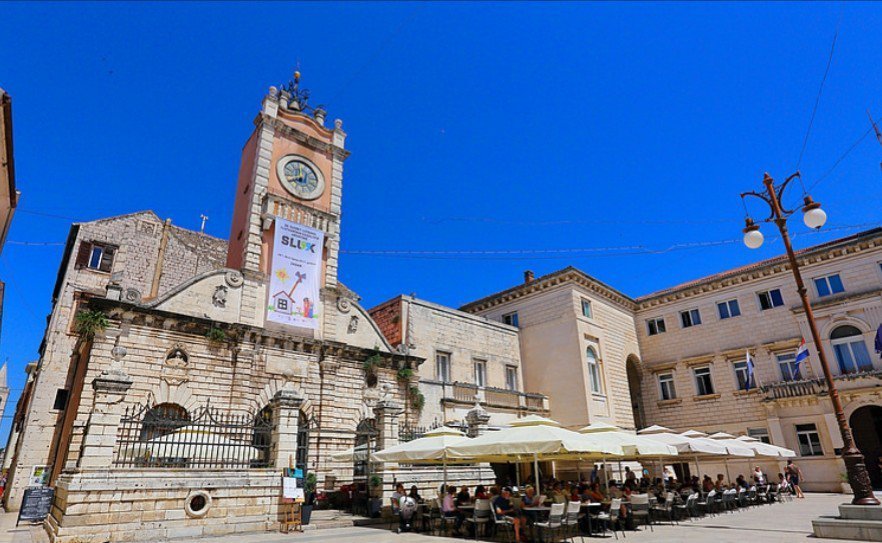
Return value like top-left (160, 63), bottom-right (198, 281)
top-left (785, 460), bottom-right (805, 498)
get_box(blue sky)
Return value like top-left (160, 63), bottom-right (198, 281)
top-left (1, 2), bottom-right (881, 441)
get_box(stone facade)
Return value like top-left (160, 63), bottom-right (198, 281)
top-left (3, 212), bottom-right (228, 511)
top-left (634, 228), bottom-right (882, 492)
top-left (461, 268), bottom-right (641, 432)
top-left (368, 295), bottom-right (549, 429)
top-left (461, 229), bottom-right (882, 493)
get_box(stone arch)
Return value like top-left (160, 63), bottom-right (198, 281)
top-left (820, 315), bottom-right (872, 338)
top-left (253, 379), bottom-right (314, 416)
top-left (625, 354), bottom-right (645, 430)
top-left (343, 400), bottom-right (379, 434)
top-left (150, 381), bottom-right (200, 412)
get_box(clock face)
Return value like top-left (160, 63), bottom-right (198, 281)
top-left (278, 157), bottom-right (325, 200)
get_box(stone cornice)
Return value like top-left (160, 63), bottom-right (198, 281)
top-left (257, 114), bottom-right (350, 160)
top-left (83, 297), bottom-right (422, 370)
top-left (460, 266), bottom-right (638, 314)
top-left (636, 227), bottom-right (882, 309)
top-left (790, 287), bottom-right (882, 314)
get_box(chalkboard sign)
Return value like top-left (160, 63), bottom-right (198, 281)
top-left (16, 487), bottom-right (54, 526)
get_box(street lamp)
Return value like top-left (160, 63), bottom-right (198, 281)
top-left (740, 172), bottom-right (879, 506)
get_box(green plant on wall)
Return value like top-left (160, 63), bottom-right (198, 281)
top-left (363, 352), bottom-right (382, 373)
top-left (74, 310), bottom-right (110, 339)
top-left (396, 367), bottom-right (414, 382)
top-left (409, 386), bottom-right (425, 411)
top-left (205, 327), bottom-right (227, 344)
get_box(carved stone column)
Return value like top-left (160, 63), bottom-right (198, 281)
top-left (78, 369), bottom-right (133, 470)
top-left (466, 402), bottom-right (492, 438)
top-left (271, 388), bottom-right (304, 469)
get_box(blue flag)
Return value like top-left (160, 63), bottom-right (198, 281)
top-left (875, 324), bottom-right (882, 359)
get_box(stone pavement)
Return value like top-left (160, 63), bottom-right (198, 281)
top-left (0, 493), bottom-right (867, 543)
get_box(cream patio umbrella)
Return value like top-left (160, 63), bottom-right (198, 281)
top-left (735, 435), bottom-right (797, 458)
top-left (682, 430), bottom-right (754, 483)
top-left (125, 427), bottom-right (262, 465)
top-left (329, 444), bottom-right (370, 463)
top-left (637, 425), bottom-right (729, 479)
top-left (446, 415), bottom-right (625, 493)
top-left (580, 422), bottom-right (678, 483)
top-left (371, 426), bottom-right (471, 488)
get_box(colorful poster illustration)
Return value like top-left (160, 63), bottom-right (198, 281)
top-left (267, 218), bottom-right (324, 329)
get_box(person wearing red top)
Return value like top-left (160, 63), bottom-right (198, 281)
top-left (474, 484), bottom-right (489, 501)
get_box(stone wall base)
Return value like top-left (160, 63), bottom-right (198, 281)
top-left (46, 469), bottom-right (282, 543)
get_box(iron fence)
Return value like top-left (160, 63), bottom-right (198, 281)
top-left (114, 402), bottom-right (273, 469)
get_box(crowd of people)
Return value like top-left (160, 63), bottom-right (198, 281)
top-left (389, 459), bottom-right (807, 540)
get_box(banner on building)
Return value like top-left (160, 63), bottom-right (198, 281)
top-left (266, 218), bottom-right (324, 329)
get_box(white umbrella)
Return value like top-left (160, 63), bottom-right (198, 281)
top-left (447, 415), bottom-right (625, 493)
top-left (371, 426), bottom-right (471, 489)
top-left (638, 425), bottom-right (730, 479)
top-left (330, 443), bottom-right (371, 463)
top-left (685, 430), bottom-right (754, 457)
top-left (735, 435), bottom-right (797, 458)
top-left (579, 422), bottom-right (678, 457)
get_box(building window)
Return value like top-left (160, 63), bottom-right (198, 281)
top-left (52, 389), bottom-right (70, 411)
top-left (757, 289), bottom-right (784, 310)
top-left (646, 317), bottom-right (666, 336)
top-left (505, 365), bottom-right (518, 391)
top-left (680, 309), bottom-right (701, 328)
top-left (796, 423), bottom-right (824, 456)
top-left (747, 428), bottom-right (771, 444)
top-left (693, 366), bottom-right (715, 396)
top-left (581, 299), bottom-right (593, 319)
top-left (586, 347), bottom-right (602, 394)
top-left (717, 299), bottom-right (741, 320)
top-left (75, 241), bottom-right (117, 272)
top-left (732, 360), bottom-right (751, 390)
top-left (814, 273), bottom-right (844, 297)
top-left (435, 352), bottom-right (451, 383)
top-left (776, 352), bottom-right (801, 381)
top-left (502, 312), bottom-right (519, 327)
top-left (830, 325), bottom-right (872, 374)
top-left (474, 359), bottom-right (487, 388)
top-left (658, 373), bottom-right (676, 401)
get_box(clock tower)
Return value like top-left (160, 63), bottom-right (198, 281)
top-left (227, 73), bottom-right (349, 337)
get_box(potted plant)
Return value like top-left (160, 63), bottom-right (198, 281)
top-left (301, 472), bottom-right (318, 524)
top-left (368, 475), bottom-right (384, 518)
top-left (840, 472), bottom-right (852, 494)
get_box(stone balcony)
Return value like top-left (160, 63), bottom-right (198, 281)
top-left (432, 381), bottom-right (549, 412)
top-left (761, 368), bottom-right (882, 402)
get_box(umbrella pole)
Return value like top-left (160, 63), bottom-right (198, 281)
top-left (694, 455), bottom-right (701, 480)
top-left (725, 459), bottom-right (731, 485)
top-left (515, 460), bottom-right (520, 488)
top-left (534, 453), bottom-right (540, 493)
top-left (443, 454), bottom-right (448, 490)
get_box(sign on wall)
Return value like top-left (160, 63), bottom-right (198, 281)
top-left (266, 218), bottom-right (324, 330)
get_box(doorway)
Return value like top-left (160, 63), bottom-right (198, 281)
top-left (849, 405), bottom-right (882, 490)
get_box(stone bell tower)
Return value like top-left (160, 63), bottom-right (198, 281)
top-left (226, 72), bottom-right (349, 335)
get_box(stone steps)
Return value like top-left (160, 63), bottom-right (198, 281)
top-left (302, 509), bottom-right (383, 531)
top-left (812, 503), bottom-right (882, 541)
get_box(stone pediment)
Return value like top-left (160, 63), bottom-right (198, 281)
top-left (148, 269), bottom-right (245, 324)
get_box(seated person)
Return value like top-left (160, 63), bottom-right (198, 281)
top-left (522, 486), bottom-right (538, 507)
top-left (550, 482), bottom-right (566, 504)
top-left (474, 484), bottom-right (489, 501)
top-left (408, 485), bottom-right (422, 503)
top-left (493, 487), bottom-right (526, 542)
top-left (702, 475), bottom-right (714, 493)
top-left (608, 481), bottom-right (623, 499)
top-left (391, 483), bottom-right (406, 512)
top-left (441, 485), bottom-right (464, 536)
top-left (456, 485), bottom-right (471, 506)
top-left (585, 482), bottom-right (605, 502)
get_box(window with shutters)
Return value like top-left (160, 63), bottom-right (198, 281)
top-left (75, 241), bottom-right (117, 273)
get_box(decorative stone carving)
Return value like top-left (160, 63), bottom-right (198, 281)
top-left (166, 346), bottom-right (189, 367)
top-left (337, 296), bottom-right (352, 313)
top-left (225, 270), bottom-right (244, 288)
top-left (162, 345), bottom-right (189, 386)
top-left (124, 288), bottom-right (142, 303)
top-left (212, 285), bottom-right (228, 308)
top-left (348, 315), bottom-right (359, 333)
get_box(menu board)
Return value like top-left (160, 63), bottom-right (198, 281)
top-left (17, 487), bottom-right (54, 526)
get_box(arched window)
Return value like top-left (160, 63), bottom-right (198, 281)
top-left (140, 403), bottom-right (189, 441)
top-left (252, 404), bottom-right (273, 467)
top-left (831, 325), bottom-right (872, 374)
top-left (586, 347), bottom-right (603, 394)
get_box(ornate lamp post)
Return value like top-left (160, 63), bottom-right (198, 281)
top-left (740, 172), bottom-right (879, 506)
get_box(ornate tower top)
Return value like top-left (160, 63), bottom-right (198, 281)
top-left (270, 71), bottom-right (328, 125)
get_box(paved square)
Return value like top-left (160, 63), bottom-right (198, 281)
top-left (0, 493), bottom-right (867, 543)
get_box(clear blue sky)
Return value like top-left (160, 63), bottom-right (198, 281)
top-left (1, 2), bottom-right (881, 441)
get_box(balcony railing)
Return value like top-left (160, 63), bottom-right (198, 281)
top-left (761, 368), bottom-right (882, 401)
top-left (435, 381), bottom-right (549, 412)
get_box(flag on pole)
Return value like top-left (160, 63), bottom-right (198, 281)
top-left (745, 349), bottom-right (755, 391)
top-left (794, 338), bottom-right (810, 378)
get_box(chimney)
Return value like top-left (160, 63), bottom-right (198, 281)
top-left (524, 270), bottom-right (534, 283)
